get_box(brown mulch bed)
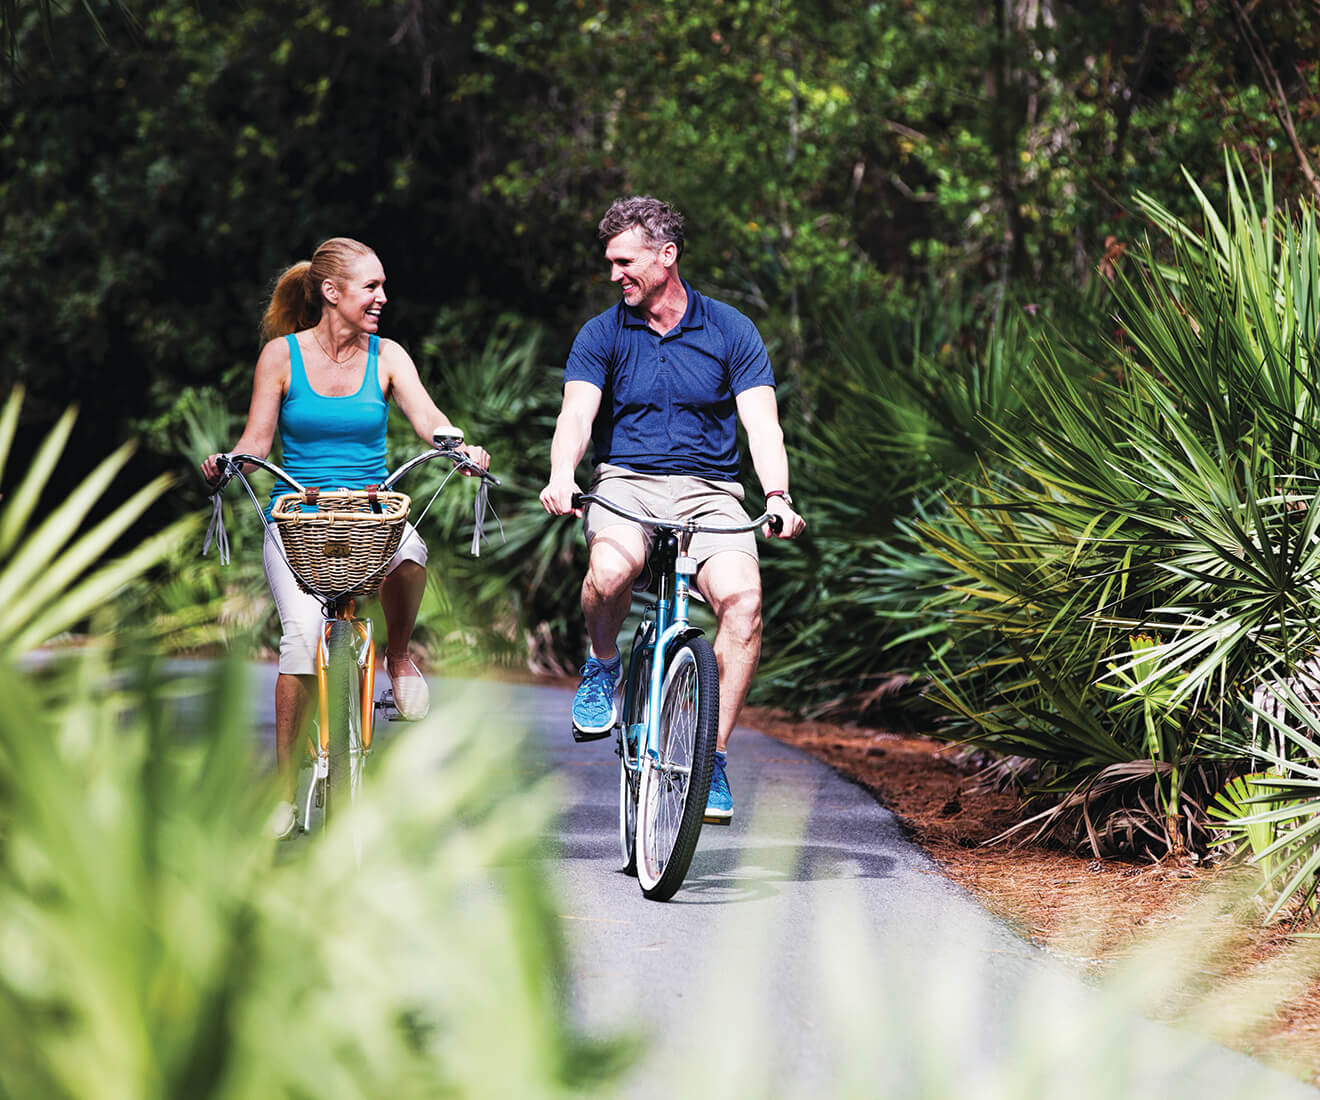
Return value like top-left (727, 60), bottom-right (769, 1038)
top-left (745, 706), bottom-right (1320, 1087)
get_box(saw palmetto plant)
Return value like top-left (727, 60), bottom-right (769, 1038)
top-left (919, 157), bottom-right (1320, 868)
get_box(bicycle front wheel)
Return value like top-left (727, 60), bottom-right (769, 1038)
top-left (635, 636), bottom-right (719, 901)
top-left (323, 620), bottom-right (364, 826)
top-left (619, 622), bottom-right (653, 875)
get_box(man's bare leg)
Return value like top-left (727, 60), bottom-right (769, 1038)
top-left (582, 525), bottom-right (647, 660)
top-left (696, 550), bottom-right (763, 751)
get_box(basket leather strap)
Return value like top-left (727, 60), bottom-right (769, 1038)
top-left (305, 487), bottom-right (320, 509)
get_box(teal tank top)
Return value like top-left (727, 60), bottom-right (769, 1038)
top-left (268, 333), bottom-right (389, 515)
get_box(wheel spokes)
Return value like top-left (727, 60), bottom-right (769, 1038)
top-left (644, 657), bottom-right (700, 872)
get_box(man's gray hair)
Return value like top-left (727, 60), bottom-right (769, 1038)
top-left (598, 196), bottom-right (685, 258)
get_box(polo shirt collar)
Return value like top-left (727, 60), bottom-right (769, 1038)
top-left (620, 280), bottom-right (706, 333)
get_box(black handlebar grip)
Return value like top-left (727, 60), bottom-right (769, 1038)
top-left (768, 514), bottom-right (784, 535)
top-left (206, 454), bottom-right (234, 491)
top-left (570, 492), bottom-right (584, 509)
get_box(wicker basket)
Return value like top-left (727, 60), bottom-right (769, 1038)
top-left (272, 488), bottom-right (411, 599)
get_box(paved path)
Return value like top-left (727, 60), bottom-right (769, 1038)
top-left (246, 666), bottom-right (1318, 1098)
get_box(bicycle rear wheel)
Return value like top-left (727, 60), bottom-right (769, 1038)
top-left (635, 636), bottom-right (719, 901)
top-left (323, 620), bottom-right (364, 826)
top-left (618, 622), bottom-right (653, 875)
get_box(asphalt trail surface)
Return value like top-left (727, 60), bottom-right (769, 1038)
top-left (245, 666), bottom-right (1317, 1098)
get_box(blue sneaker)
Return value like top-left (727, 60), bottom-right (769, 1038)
top-left (572, 655), bottom-right (621, 742)
top-left (704, 750), bottom-right (732, 825)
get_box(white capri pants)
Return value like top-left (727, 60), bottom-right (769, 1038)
top-left (263, 523), bottom-right (428, 676)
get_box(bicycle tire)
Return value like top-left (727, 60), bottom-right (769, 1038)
top-left (618, 622), bottom-right (653, 875)
top-left (323, 620), bottom-right (363, 826)
top-left (635, 636), bottom-right (719, 901)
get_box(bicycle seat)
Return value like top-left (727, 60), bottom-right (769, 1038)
top-left (632, 555), bottom-right (706, 603)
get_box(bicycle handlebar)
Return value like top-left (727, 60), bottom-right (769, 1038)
top-left (210, 439), bottom-right (500, 496)
top-left (210, 453), bottom-right (304, 494)
top-left (570, 491), bottom-right (783, 536)
top-left (203, 438), bottom-right (503, 577)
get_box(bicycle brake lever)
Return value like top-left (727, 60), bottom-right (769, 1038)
top-left (452, 453), bottom-right (501, 487)
top-left (206, 455), bottom-right (235, 494)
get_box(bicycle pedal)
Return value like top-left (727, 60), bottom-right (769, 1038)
top-left (375, 689), bottom-right (410, 722)
top-left (572, 724), bottom-right (613, 743)
top-left (702, 813), bottom-right (732, 827)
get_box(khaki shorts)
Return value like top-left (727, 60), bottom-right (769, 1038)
top-left (583, 463), bottom-right (758, 565)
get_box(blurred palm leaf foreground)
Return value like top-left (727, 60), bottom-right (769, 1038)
top-left (0, 386), bottom-right (623, 1097)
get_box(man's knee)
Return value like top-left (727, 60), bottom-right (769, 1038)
top-left (716, 586), bottom-right (763, 645)
top-left (702, 558), bottom-right (762, 646)
top-left (585, 532), bottom-right (646, 599)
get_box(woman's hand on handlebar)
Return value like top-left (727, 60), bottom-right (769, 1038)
top-left (456, 443), bottom-right (491, 475)
top-left (201, 453), bottom-right (230, 486)
top-left (764, 495), bottom-right (806, 540)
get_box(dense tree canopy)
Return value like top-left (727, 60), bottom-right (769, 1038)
top-left (3, 0), bottom-right (1320, 474)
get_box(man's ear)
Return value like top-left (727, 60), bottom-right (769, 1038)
top-left (659, 241), bottom-right (679, 268)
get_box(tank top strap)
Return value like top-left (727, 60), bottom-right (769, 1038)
top-left (366, 333), bottom-right (380, 394)
top-left (285, 333), bottom-right (309, 397)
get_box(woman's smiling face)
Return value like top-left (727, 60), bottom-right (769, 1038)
top-left (331, 252), bottom-right (387, 331)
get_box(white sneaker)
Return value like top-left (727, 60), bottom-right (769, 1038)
top-left (385, 652), bottom-right (430, 721)
top-left (268, 800), bottom-right (297, 840)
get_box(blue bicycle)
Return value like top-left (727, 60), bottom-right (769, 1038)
top-left (571, 491), bottom-right (781, 901)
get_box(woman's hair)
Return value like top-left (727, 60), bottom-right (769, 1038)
top-left (259, 237), bottom-right (376, 341)
top-left (597, 196), bottom-right (685, 258)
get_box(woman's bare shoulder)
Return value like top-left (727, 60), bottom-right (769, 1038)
top-left (376, 336), bottom-right (419, 376)
top-left (253, 334), bottom-right (295, 386)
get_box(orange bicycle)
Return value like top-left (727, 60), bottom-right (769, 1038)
top-left (204, 428), bottom-right (499, 833)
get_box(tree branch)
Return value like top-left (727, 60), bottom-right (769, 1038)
top-left (1229, 0), bottom-right (1320, 202)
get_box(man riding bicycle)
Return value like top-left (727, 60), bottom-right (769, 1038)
top-left (539, 195), bottom-right (806, 824)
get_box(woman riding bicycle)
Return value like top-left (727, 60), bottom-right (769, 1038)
top-left (201, 236), bottom-right (490, 837)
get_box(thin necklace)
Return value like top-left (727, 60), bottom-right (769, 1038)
top-left (313, 330), bottom-right (359, 366)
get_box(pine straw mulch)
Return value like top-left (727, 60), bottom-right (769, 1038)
top-left (744, 707), bottom-right (1320, 1087)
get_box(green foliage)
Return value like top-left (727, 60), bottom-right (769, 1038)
top-left (918, 157), bottom-right (1320, 859)
top-left (755, 281), bottom-right (1101, 716)
top-left (1207, 683), bottom-right (1320, 926)
top-left (0, 650), bottom-right (627, 1097)
top-left (392, 313), bottom-right (574, 667)
top-left (9, 0), bottom-right (1320, 485)
top-left (0, 402), bottom-right (624, 1094)
top-left (0, 386), bottom-right (195, 652)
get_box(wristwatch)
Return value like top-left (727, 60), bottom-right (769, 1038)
top-left (765, 489), bottom-right (794, 507)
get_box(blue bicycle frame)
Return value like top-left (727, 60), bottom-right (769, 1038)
top-left (626, 529), bottom-right (700, 767)
top-left (571, 494), bottom-right (779, 781)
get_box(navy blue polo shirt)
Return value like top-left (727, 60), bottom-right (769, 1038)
top-left (564, 281), bottom-right (776, 479)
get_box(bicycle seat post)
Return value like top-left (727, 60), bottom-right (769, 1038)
top-left (672, 523), bottom-right (702, 613)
